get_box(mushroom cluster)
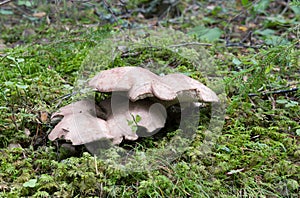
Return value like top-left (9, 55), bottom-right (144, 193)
top-left (48, 66), bottom-right (219, 145)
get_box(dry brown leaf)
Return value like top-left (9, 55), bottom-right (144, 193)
top-left (238, 26), bottom-right (248, 32)
top-left (33, 12), bottom-right (46, 18)
top-left (40, 111), bottom-right (48, 123)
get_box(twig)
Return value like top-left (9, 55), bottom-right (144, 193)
top-left (226, 30), bottom-right (262, 49)
top-left (121, 51), bottom-right (141, 58)
top-left (240, 31), bottom-right (252, 43)
top-left (280, 0), bottom-right (290, 16)
top-left (0, 0), bottom-right (12, 7)
top-left (54, 92), bottom-right (78, 108)
top-left (169, 42), bottom-right (212, 47)
top-left (54, 92), bottom-right (78, 101)
top-left (225, 42), bottom-right (262, 49)
top-left (248, 88), bottom-right (299, 97)
top-left (102, 0), bottom-right (119, 23)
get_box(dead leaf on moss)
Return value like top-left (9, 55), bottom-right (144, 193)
top-left (40, 111), bottom-right (48, 123)
top-left (32, 12), bottom-right (46, 18)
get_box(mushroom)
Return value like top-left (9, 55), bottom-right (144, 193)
top-left (89, 66), bottom-right (219, 106)
top-left (88, 66), bottom-right (177, 101)
top-left (160, 73), bottom-right (219, 104)
top-left (99, 94), bottom-right (167, 142)
top-left (48, 100), bottom-right (112, 145)
top-left (48, 95), bottom-right (167, 145)
top-left (49, 66), bottom-right (219, 146)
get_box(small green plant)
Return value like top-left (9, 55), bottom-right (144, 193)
top-left (127, 114), bottom-right (142, 133)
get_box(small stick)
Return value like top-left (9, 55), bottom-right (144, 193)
top-left (0, 0), bottom-right (12, 7)
top-left (225, 42), bottom-right (261, 49)
top-left (248, 88), bottom-right (298, 97)
top-left (169, 42), bottom-right (212, 47)
top-left (102, 0), bottom-right (118, 23)
top-left (226, 30), bottom-right (262, 49)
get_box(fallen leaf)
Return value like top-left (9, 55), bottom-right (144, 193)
top-left (24, 128), bottom-right (31, 136)
top-left (238, 26), bottom-right (248, 32)
top-left (33, 12), bottom-right (46, 18)
top-left (40, 111), bottom-right (48, 123)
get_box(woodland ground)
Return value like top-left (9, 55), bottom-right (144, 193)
top-left (0, 0), bottom-right (299, 197)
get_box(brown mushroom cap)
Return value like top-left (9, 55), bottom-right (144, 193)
top-left (48, 97), bottom-right (167, 145)
top-left (89, 66), bottom-right (219, 104)
top-left (48, 100), bottom-right (112, 145)
top-left (88, 66), bottom-right (176, 101)
top-left (99, 95), bottom-right (167, 144)
top-left (160, 73), bottom-right (219, 103)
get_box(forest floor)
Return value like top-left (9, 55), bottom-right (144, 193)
top-left (0, 0), bottom-right (299, 197)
